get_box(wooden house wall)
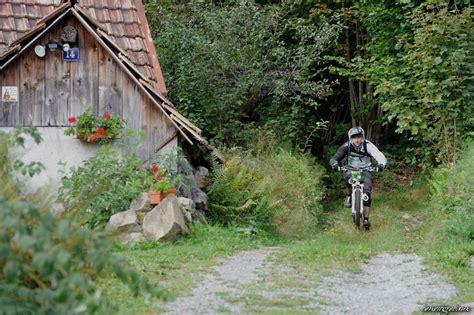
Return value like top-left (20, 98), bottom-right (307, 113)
top-left (0, 15), bottom-right (176, 159)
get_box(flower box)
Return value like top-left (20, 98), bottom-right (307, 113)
top-left (148, 188), bottom-right (177, 205)
top-left (65, 108), bottom-right (124, 144)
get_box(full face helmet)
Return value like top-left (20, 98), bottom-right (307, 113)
top-left (348, 126), bottom-right (365, 146)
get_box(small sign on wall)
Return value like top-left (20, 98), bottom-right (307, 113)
top-left (62, 47), bottom-right (80, 62)
top-left (2, 86), bottom-right (18, 103)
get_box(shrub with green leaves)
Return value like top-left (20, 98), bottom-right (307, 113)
top-left (428, 142), bottom-right (474, 268)
top-left (58, 141), bottom-right (149, 229)
top-left (0, 128), bottom-right (166, 314)
top-left (0, 127), bottom-right (45, 187)
top-left (59, 139), bottom-right (193, 228)
top-left (356, 2), bottom-right (473, 165)
top-left (0, 198), bottom-right (165, 314)
top-left (431, 142), bottom-right (474, 239)
top-left (207, 132), bottom-right (325, 237)
top-left (146, 1), bottom-right (342, 147)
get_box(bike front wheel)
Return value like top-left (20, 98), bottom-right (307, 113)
top-left (354, 190), bottom-right (361, 228)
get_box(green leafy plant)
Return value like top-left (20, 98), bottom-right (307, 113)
top-left (146, 1), bottom-right (342, 147)
top-left (58, 135), bottom-right (149, 229)
top-left (426, 141), bottom-right (474, 274)
top-left (65, 107), bottom-right (125, 144)
top-left (0, 198), bottom-right (167, 314)
top-left (148, 165), bottom-right (172, 192)
top-left (150, 147), bottom-right (192, 192)
top-left (207, 131), bottom-right (326, 237)
top-left (0, 128), bottom-right (166, 314)
top-left (355, 2), bottom-right (473, 165)
top-left (0, 127), bottom-right (46, 182)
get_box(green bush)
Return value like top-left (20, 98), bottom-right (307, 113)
top-left (429, 142), bottom-right (474, 266)
top-left (59, 139), bottom-right (193, 229)
top-left (357, 2), bottom-right (473, 165)
top-left (0, 127), bottom-right (45, 193)
top-left (0, 129), bottom-right (166, 314)
top-left (0, 198), bottom-right (165, 314)
top-left (207, 133), bottom-right (325, 237)
top-left (146, 1), bottom-right (342, 147)
top-left (58, 139), bottom-right (149, 229)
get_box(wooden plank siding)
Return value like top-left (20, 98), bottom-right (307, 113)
top-left (97, 43), bottom-right (122, 117)
top-left (0, 62), bottom-right (20, 126)
top-left (43, 22), bottom-right (71, 126)
top-left (19, 45), bottom-right (45, 125)
top-left (0, 15), bottom-right (177, 159)
top-left (70, 18), bottom-right (98, 118)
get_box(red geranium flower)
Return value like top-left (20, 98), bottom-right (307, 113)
top-left (68, 117), bottom-right (77, 123)
top-left (103, 113), bottom-right (111, 119)
top-left (155, 175), bottom-right (163, 181)
top-left (151, 166), bottom-right (159, 173)
top-left (89, 132), bottom-right (100, 142)
top-left (97, 127), bottom-right (105, 135)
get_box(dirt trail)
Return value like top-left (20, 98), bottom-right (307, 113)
top-left (163, 248), bottom-right (459, 314)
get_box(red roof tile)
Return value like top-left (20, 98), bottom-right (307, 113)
top-left (0, 0), bottom-right (166, 94)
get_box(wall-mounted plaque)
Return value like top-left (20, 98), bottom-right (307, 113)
top-left (62, 47), bottom-right (80, 62)
top-left (2, 86), bottom-right (18, 103)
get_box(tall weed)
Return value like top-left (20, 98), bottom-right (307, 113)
top-left (208, 136), bottom-right (325, 237)
top-left (428, 142), bottom-right (474, 266)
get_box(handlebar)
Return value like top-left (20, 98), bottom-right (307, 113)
top-left (338, 166), bottom-right (378, 173)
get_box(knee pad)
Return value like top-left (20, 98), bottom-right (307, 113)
top-left (363, 192), bottom-right (371, 207)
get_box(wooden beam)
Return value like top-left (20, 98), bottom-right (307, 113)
top-left (140, 79), bottom-right (202, 134)
top-left (154, 130), bottom-right (178, 153)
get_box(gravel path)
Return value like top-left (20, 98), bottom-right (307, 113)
top-left (162, 249), bottom-right (460, 314)
top-left (162, 248), bottom-right (278, 314)
top-left (315, 253), bottom-right (457, 314)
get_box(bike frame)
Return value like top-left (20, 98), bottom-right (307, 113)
top-left (339, 166), bottom-right (376, 226)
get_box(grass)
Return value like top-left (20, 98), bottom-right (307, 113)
top-left (104, 171), bottom-right (473, 314)
top-left (274, 174), bottom-right (473, 305)
top-left (275, 177), bottom-right (429, 274)
top-left (415, 204), bottom-right (474, 304)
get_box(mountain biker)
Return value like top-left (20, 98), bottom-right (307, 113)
top-left (329, 127), bottom-right (387, 230)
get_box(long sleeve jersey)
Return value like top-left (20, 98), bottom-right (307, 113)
top-left (329, 140), bottom-right (387, 170)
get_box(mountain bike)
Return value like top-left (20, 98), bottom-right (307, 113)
top-left (339, 166), bottom-right (377, 228)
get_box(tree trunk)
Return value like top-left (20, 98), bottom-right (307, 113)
top-left (345, 27), bottom-right (357, 127)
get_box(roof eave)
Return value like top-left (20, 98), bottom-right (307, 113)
top-left (0, 4), bottom-right (72, 70)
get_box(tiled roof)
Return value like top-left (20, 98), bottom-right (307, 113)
top-left (0, 1), bottom-right (60, 51)
top-left (0, 0), bottom-right (166, 94)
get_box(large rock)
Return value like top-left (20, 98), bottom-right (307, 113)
top-left (179, 171), bottom-right (196, 200)
top-left (177, 197), bottom-right (195, 225)
top-left (143, 195), bottom-right (188, 242)
top-left (130, 193), bottom-right (152, 223)
top-left (177, 197), bottom-right (194, 212)
top-left (115, 232), bottom-right (146, 245)
top-left (192, 187), bottom-right (208, 211)
top-left (105, 209), bottom-right (141, 233)
top-left (194, 166), bottom-right (209, 189)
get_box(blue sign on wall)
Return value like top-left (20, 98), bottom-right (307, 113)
top-left (62, 47), bottom-right (80, 62)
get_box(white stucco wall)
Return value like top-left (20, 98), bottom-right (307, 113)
top-left (1, 127), bottom-right (177, 193)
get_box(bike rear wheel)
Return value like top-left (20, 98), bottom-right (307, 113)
top-left (354, 190), bottom-right (361, 227)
